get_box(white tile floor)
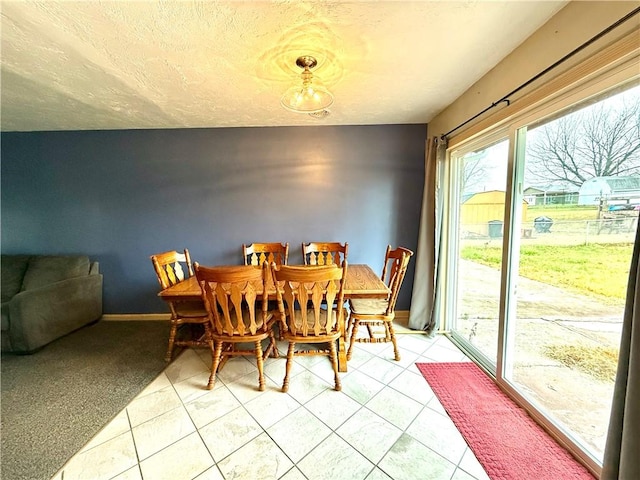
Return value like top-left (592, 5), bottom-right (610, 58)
top-left (52, 329), bottom-right (491, 480)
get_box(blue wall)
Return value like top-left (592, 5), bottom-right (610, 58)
top-left (1, 124), bottom-right (426, 313)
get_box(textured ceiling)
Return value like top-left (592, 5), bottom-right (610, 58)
top-left (0, 1), bottom-right (567, 132)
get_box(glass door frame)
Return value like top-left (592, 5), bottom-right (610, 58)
top-left (446, 129), bottom-right (511, 376)
top-left (439, 57), bottom-right (640, 477)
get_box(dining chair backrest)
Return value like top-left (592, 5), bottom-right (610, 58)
top-left (243, 242), bottom-right (289, 266)
top-left (194, 264), bottom-right (268, 337)
top-left (302, 242), bottom-right (348, 266)
top-left (194, 263), bottom-right (277, 392)
top-left (272, 262), bottom-right (347, 336)
top-left (381, 246), bottom-right (414, 315)
top-left (151, 249), bottom-right (194, 289)
top-left (150, 248), bottom-right (209, 362)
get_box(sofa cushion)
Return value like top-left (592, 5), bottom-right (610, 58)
top-left (1, 255), bottom-right (31, 302)
top-left (22, 256), bottom-right (90, 291)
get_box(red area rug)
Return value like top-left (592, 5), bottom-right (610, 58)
top-left (416, 362), bottom-right (595, 480)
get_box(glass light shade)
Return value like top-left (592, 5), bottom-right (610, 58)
top-left (280, 69), bottom-right (334, 113)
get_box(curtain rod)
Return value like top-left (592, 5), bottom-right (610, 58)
top-left (442, 6), bottom-right (640, 139)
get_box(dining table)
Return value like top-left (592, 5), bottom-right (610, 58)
top-left (158, 263), bottom-right (390, 372)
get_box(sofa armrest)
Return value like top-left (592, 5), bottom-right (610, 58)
top-left (7, 274), bottom-right (103, 353)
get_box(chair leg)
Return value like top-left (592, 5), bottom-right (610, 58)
top-left (346, 312), bottom-right (354, 341)
top-left (282, 341), bottom-right (295, 393)
top-left (277, 313), bottom-right (287, 341)
top-left (203, 322), bottom-right (212, 343)
top-left (347, 318), bottom-right (360, 361)
top-left (264, 329), bottom-right (279, 359)
top-left (387, 321), bottom-right (401, 361)
top-left (206, 326), bottom-right (214, 359)
top-left (165, 320), bottom-right (178, 362)
top-left (208, 341), bottom-right (224, 390)
top-left (328, 340), bottom-right (341, 391)
top-left (366, 324), bottom-right (374, 339)
top-left (254, 340), bottom-right (266, 392)
top-left (383, 322), bottom-right (391, 342)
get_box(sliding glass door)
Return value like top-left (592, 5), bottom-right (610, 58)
top-left (444, 79), bottom-right (639, 470)
top-left (503, 83), bottom-right (638, 462)
top-left (449, 137), bottom-right (509, 371)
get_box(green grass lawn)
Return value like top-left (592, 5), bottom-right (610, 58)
top-left (461, 243), bottom-right (633, 301)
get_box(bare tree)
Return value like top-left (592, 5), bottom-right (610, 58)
top-left (526, 92), bottom-right (640, 187)
top-left (461, 149), bottom-right (488, 194)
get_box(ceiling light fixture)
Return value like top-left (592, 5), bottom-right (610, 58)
top-left (280, 55), bottom-right (334, 114)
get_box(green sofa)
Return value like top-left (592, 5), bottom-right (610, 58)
top-left (1, 255), bottom-right (103, 353)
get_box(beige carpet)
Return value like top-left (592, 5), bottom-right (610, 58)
top-left (1, 320), bottom-right (172, 480)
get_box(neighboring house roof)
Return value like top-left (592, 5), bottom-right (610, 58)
top-left (583, 175), bottom-right (640, 192)
top-left (462, 190), bottom-right (504, 204)
top-left (462, 190), bottom-right (529, 205)
top-left (524, 180), bottom-right (579, 195)
top-left (461, 193), bottom-right (475, 204)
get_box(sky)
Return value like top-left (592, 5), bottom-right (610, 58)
top-left (462, 82), bottom-right (640, 195)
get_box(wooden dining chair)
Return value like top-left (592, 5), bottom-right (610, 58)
top-left (271, 261), bottom-right (348, 392)
top-left (243, 242), bottom-right (290, 338)
top-left (150, 249), bottom-right (210, 362)
top-left (302, 242), bottom-right (348, 266)
top-left (347, 246), bottom-right (413, 362)
top-left (194, 263), bottom-right (278, 391)
top-left (243, 242), bottom-right (289, 266)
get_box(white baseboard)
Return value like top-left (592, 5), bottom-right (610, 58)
top-left (101, 314), bottom-right (170, 321)
top-left (101, 310), bottom-right (417, 328)
top-left (392, 311), bottom-right (430, 334)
